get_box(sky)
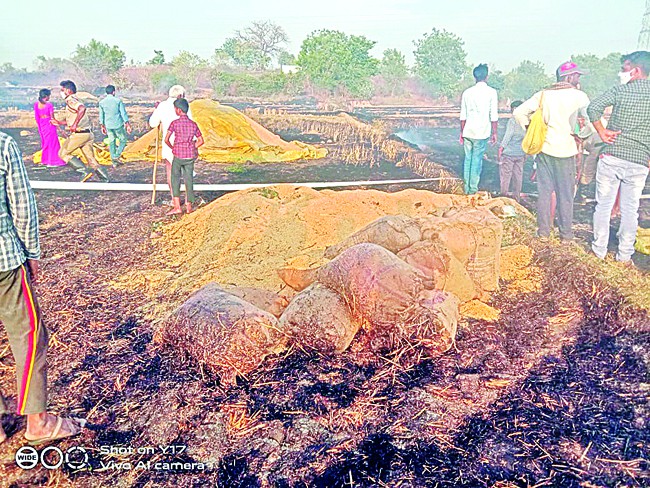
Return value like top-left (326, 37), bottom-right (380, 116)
top-left (0, 0), bottom-right (645, 73)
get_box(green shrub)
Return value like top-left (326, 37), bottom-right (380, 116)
top-left (150, 71), bottom-right (179, 94)
top-left (212, 71), bottom-right (302, 98)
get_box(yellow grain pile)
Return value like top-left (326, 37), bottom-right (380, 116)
top-left (460, 300), bottom-right (501, 322)
top-left (121, 99), bottom-right (327, 163)
top-left (115, 186), bottom-right (487, 314)
top-left (499, 245), bottom-right (543, 294)
top-left (33, 137), bottom-right (113, 166)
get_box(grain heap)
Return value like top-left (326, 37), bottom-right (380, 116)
top-left (114, 186), bottom-right (539, 382)
top-left (121, 99), bottom-right (327, 163)
top-left (120, 186), bottom-right (492, 310)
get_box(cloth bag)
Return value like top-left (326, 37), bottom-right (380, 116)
top-left (521, 92), bottom-right (547, 155)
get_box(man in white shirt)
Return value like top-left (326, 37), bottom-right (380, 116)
top-left (514, 61), bottom-right (590, 242)
top-left (149, 85), bottom-right (194, 199)
top-left (460, 64), bottom-right (499, 194)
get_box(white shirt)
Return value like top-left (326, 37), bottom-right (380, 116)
top-left (460, 82), bottom-right (499, 140)
top-left (148, 97), bottom-right (194, 162)
top-left (514, 87), bottom-right (590, 159)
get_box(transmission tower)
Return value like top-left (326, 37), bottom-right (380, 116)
top-left (639, 0), bottom-right (650, 50)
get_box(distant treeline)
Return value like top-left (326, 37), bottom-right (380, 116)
top-left (0, 22), bottom-right (622, 103)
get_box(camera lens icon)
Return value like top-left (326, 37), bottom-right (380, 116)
top-left (65, 446), bottom-right (90, 470)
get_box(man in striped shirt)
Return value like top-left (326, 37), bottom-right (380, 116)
top-left (0, 131), bottom-right (84, 444)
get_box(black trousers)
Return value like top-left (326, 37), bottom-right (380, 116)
top-left (536, 153), bottom-right (576, 239)
top-left (171, 157), bottom-right (195, 203)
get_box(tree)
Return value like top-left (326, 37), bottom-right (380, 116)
top-left (277, 49), bottom-right (296, 67)
top-left (297, 29), bottom-right (379, 98)
top-left (379, 49), bottom-right (408, 96)
top-left (236, 20), bottom-right (289, 64)
top-left (487, 69), bottom-right (505, 92)
top-left (34, 56), bottom-right (76, 75)
top-left (171, 51), bottom-right (207, 90)
top-left (150, 71), bottom-right (179, 93)
top-left (570, 53), bottom-right (621, 97)
top-left (503, 60), bottom-right (554, 101)
top-left (413, 28), bottom-right (468, 98)
top-left (216, 38), bottom-right (269, 70)
top-left (0, 63), bottom-right (16, 75)
top-left (72, 39), bottom-right (125, 76)
top-left (148, 50), bottom-right (165, 65)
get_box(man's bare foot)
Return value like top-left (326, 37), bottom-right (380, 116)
top-left (25, 412), bottom-right (84, 444)
top-left (165, 207), bottom-right (182, 216)
top-left (185, 202), bottom-right (193, 214)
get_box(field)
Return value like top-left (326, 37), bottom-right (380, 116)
top-left (0, 103), bottom-right (648, 488)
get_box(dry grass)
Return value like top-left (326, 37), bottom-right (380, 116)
top-left (246, 110), bottom-right (462, 192)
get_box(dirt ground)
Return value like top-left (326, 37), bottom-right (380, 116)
top-left (0, 111), bottom-right (648, 488)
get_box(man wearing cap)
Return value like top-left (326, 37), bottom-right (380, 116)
top-left (459, 63), bottom-right (499, 195)
top-left (514, 62), bottom-right (590, 242)
top-left (52, 80), bottom-right (110, 182)
top-left (588, 51), bottom-right (650, 265)
top-left (149, 85), bottom-right (193, 201)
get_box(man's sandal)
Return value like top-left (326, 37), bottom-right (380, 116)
top-left (25, 417), bottom-right (86, 446)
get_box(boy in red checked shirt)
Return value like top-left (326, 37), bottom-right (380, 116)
top-left (164, 98), bottom-right (204, 216)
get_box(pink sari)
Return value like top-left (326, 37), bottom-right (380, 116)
top-left (34, 102), bottom-right (65, 166)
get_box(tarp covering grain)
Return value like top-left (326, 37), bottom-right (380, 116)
top-left (121, 99), bottom-right (327, 163)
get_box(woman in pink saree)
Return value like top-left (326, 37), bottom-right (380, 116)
top-left (34, 88), bottom-right (65, 166)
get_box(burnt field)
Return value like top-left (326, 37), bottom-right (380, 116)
top-left (0, 108), bottom-right (648, 488)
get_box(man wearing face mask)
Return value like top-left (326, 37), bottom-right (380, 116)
top-left (514, 61), bottom-right (590, 242)
top-left (587, 51), bottom-right (650, 266)
top-left (52, 80), bottom-right (110, 182)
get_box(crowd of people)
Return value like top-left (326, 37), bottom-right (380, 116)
top-left (460, 50), bottom-right (650, 267)
top-left (34, 81), bottom-right (201, 215)
top-left (0, 82), bottom-right (203, 444)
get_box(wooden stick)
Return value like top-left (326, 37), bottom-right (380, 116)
top-left (151, 127), bottom-right (160, 205)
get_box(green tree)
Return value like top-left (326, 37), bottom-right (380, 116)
top-left (217, 38), bottom-right (269, 70)
top-left (72, 39), bottom-right (126, 76)
top-left (171, 51), bottom-right (207, 90)
top-left (570, 53), bottom-right (621, 97)
top-left (148, 50), bottom-right (165, 65)
top-left (0, 63), bottom-right (16, 75)
top-left (277, 49), bottom-right (296, 67)
top-left (379, 49), bottom-right (408, 96)
top-left (150, 71), bottom-right (179, 93)
top-left (413, 28), bottom-right (468, 98)
top-left (487, 69), bottom-right (506, 92)
top-left (297, 29), bottom-right (379, 98)
top-left (503, 60), bottom-right (554, 101)
top-left (35, 56), bottom-right (76, 75)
